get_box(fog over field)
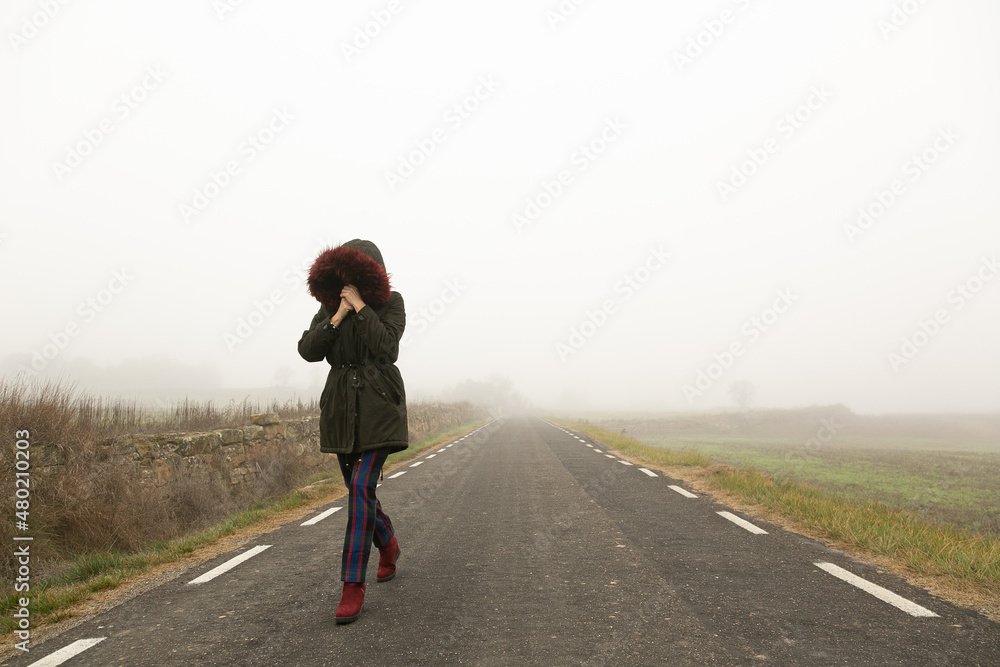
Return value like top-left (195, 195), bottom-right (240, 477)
top-left (1, 1), bottom-right (998, 414)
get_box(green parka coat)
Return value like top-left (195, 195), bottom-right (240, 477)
top-left (297, 240), bottom-right (408, 455)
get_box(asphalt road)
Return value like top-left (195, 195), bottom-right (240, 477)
top-left (6, 416), bottom-right (1000, 666)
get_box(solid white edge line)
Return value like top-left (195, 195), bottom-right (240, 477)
top-left (814, 562), bottom-right (939, 617)
top-left (717, 511), bottom-right (768, 534)
top-left (188, 545), bottom-right (272, 585)
top-left (301, 506), bottom-right (343, 526)
top-left (639, 468), bottom-right (657, 477)
top-left (388, 471), bottom-right (407, 479)
top-left (27, 638), bottom-right (107, 667)
top-left (668, 485), bottom-right (697, 498)
top-left (409, 461), bottom-right (424, 467)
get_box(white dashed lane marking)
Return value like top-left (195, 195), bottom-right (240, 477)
top-left (188, 545), bottom-right (272, 585)
top-left (604, 454), bottom-right (616, 459)
top-left (639, 468), bottom-right (657, 477)
top-left (617, 460), bottom-right (633, 466)
top-left (409, 461), bottom-right (424, 467)
top-left (388, 471), bottom-right (407, 479)
top-left (26, 638), bottom-right (107, 667)
top-left (668, 485), bottom-right (698, 499)
top-left (814, 562), bottom-right (939, 617)
top-left (301, 506), bottom-right (343, 526)
top-left (593, 449), bottom-right (603, 453)
top-left (426, 454), bottom-right (437, 459)
top-left (717, 511), bottom-right (768, 534)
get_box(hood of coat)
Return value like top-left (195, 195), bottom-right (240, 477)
top-left (308, 239), bottom-right (392, 312)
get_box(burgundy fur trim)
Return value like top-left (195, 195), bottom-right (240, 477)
top-left (308, 245), bottom-right (392, 312)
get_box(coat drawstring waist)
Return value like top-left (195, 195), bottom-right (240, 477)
top-left (336, 362), bottom-right (366, 388)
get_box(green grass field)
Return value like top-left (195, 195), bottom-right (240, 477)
top-left (596, 410), bottom-right (1000, 538)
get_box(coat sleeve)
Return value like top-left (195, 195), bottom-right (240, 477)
top-left (297, 306), bottom-right (339, 362)
top-left (354, 292), bottom-right (405, 363)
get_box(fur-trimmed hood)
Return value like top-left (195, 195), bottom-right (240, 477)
top-left (307, 239), bottom-right (392, 312)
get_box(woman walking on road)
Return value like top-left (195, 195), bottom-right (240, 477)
top-left (297, 239), bottom-right (408, 625)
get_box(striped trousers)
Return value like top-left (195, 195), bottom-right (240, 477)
top-left (337, 448), bottom-right (395, 583)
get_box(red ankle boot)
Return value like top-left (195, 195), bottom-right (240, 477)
top-left (377, 536), bottom-right (401, 582)
top-left (335, 582), bottom-right (366, 624)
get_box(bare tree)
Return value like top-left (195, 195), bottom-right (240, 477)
top-left (728, 380), bottom-right (755, 410)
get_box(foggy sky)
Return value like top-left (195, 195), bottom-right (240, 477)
top-left (1, 1), bottom-right (998, 414)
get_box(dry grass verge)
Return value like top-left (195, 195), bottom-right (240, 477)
top-left (551, 418), bottom-right (1000, 623)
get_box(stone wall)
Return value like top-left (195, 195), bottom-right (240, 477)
top-left (34, 402), bottom-right (489, 495)
top-left (406, 401), bottom-right (486, 444)
top-left (32, 413), bottom-right (325, 490)
top-left (135, 412), bottom-right (327, 489)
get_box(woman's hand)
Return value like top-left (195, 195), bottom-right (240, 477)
top-left (330, 297), bottom-right (353, 327)
top-left (341, 285), bottom-right (366, 312)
